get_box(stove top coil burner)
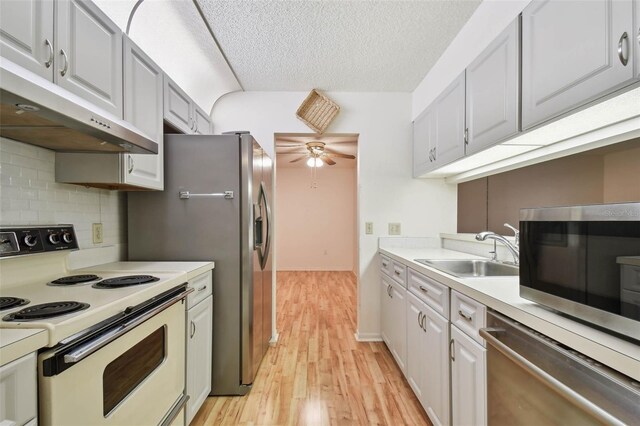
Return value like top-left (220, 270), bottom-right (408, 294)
top-left (3, 301), bottom-right (89, 321)
top-left (93, 275), bottom-right (160, 289)
top-left (48, 274), bottom-right (101, 286)
top-left (0, 297), bottom-right (30, 311)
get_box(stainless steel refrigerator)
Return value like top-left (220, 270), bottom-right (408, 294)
top-left (127, 132), bottom-right (273, 395)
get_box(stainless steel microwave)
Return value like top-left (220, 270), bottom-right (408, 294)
top-left (519, 203), bottom-right (640, 342)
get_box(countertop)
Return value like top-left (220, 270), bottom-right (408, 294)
top-left (0, 328), bottom-right (48, 365)
top-left (78, 261), bottom-right (215, 280)
top-left (379, 246), bottom-right (640, 381)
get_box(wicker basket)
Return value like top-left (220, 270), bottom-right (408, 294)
top-left (295, 89), bottom-right (340, 134)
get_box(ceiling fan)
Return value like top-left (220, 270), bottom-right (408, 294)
top-left (276, 139), bottom-right (356, 166)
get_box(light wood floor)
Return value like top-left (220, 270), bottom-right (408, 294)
top-left (192, 271), bottom-right (431, 426)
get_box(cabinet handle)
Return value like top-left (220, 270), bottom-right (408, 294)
top-left (388, 285), bottom-right (393, 298)
top-left (382, 262), bottom-right (388, 268)
top-left (44, 39), bottom-right (53, 68)
top-left (418, 285), bottom-right (428, 293)
top-left (433, 147), bottom-right (437, 161)
top-left (197, 285), bottom-right (207, 292)
top-left (421, 313), bottom-right (427, 332)
top-left (59, 49), bottom-right (69, 77)
top-left (464, 128), bottom-right (469, 145)
top-left (459, 310), bottom-right (473, 322)
top-left (394, 270), bottom-right (401, 276)
top-left (190, 320), bottom-right (196, 338)
top-left (418, 311), bottom-right (423, 329)
top-left (450, 339), bottom-right (455, 361)
top-left (618, 32), bottom-right (629, 66)
top-left (128, 155), bottom-right (134, 173)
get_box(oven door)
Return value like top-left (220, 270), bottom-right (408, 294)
top-left (38, 297), bottom-right (186, 425)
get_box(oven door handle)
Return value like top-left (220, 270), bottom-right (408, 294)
top-left (63, 288), bottom-right (193, 364)
top-left (480, 327), bottom-right (625, 426)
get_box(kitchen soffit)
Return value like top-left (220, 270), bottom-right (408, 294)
top-left (195, 0), bottom-right (481, 91)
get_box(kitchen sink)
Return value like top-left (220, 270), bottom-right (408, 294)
top-left (414, 259), bottom-right (519, 278)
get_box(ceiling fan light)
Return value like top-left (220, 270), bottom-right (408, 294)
top-left (306, 157), bottom-right (323, 167)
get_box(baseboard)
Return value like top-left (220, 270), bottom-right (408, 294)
top-left (269, 333), bottom-right (279, 345)
top-left (354, 332), bottom-right (383, 342)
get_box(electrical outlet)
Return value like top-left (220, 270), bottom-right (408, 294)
top-left (92, 223), bottom-right (103, 244)
top-left (365, 222), bottom-right (373, 234)
top-left (388, 223), bottom-right (401, 235)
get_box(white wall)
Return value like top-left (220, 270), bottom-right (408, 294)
top-left (412, 0), bottom-right (532, 120)
top-left (276, 166), bottom-right (356, 271)
top-left (212, 91), bottom-right (457, 339)
top-left (0, 137), bottom-right (127, 252)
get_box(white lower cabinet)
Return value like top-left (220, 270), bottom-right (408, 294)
top-left (380, 273), bottom-right (407, 374)
top-left (186, 295), bottom-right (212, 424)
top-left (406, 292), bottom-right (450, 426)
top-left (451, 325), bottom-right (487, 426)
top-left (0, 352), bottom-right (37, 426)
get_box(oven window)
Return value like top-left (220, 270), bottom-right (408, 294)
top-left (103, 326), bottom-right (165, 416)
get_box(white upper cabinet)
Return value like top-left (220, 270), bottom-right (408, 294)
top-left (412, 105), bottom-right (435, 177)
top-left (0, 0), bottom-right (54, 80)
top-left (123, 35), bottom-right (163, 190)
top-left (522, 0), bottom-right (635, 130)
top-left (55, 0), bottom-right (123, 117)
top-left (413, 72), bottom-right (465, 176)
top-left (433, 72), bottom-right (466, 167)
top-left (194, 104), bottom-right (211, 135)
top-left (465, 18), bottom-right (520, 155)
top-left (164, 74), bottom-right (211, 134)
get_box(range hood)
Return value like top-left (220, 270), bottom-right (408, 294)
top-left (0, 59), bottom-right (157, 154)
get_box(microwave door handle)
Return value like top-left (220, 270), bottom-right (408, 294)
top-left (63, 288), bottom-right (193, 364)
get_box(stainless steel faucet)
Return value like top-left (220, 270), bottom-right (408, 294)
top-left (476, 223), bottom-right (520, 265)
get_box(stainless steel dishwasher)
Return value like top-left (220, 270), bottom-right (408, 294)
top-left (480, 311), bottom-right (640, 425)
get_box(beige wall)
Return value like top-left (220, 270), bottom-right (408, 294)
top-left (458, 142), bottom-right (640, 233)
top-left (276, 166), bottom-right (357, 271)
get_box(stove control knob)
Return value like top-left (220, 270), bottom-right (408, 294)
top-left (24, 234), bottom-right (38, 247)
top-left (62, 232), bottom-right (73, 244)
top-left (48, 233), bottom-right (61, 245)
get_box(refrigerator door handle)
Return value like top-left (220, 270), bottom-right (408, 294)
top-left (259, 181), bottom-right (271, 271)
top-left (254, 203), bottom-right (263, 249)
top-left (178, 190), bottom-right (234, 199)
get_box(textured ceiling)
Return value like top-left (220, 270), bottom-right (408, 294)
top-left (276, 133), bottom-right (357, 168)
top-left (196, 0), bottom-right (481, 91)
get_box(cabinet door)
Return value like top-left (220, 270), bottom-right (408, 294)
top-left (0, 352), bottom-right (37, 426)
top-left (123, 36), bottom-right (163, 190)
top-left (433, 72), bottom-right (465, 168)
top-left (522, 0), bottom-right (634, 130)
top-left (466, 19), bottom-right (520, 155)
top-left (412, 105), bottom-right (436, 177)
top-left (380, 276), bottom-right (392, 346)
top-left (187, 296), bottom-right (213, 424)
top-left (451, 325), bottom-right (487, 426)
top-left (0, 0), bottom-right (54, 80)
top-left (406, 292), bottom-right (426, 404)
top-left (423, 305), bottom-right (450, 426)
top-left (55, 0), bottom-right (123, 117)
top-left (164, 75), bottom-right (193, 134)
top-left (635, 0), bottom-right (640, 79)
top-left (193, 104), bottom-right (211, 135)
top-left (389, 280), bottom-right (407, 374)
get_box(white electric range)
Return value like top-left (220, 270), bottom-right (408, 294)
top-left (0, 225), bottom-right (191, 426)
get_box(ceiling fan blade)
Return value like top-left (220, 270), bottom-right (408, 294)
top-left (277, 137), bottom-right (309, 144)
top-left (325, 140), bottom-right (357, 144)
top-left (321, 156), bottom-right (336, 166)
top-left (326, 153), bottom-right (356, 159)
top-left (289, 155), bottom-right (308, 163)
top-left (279, 151), bottom-right (310, 155)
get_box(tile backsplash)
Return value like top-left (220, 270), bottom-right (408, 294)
top-left (0, 138), bottom-right (126, 250)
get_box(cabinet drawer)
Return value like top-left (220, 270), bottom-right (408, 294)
top-left (408, 268), bottom-right (449, 319)
top-left (451, 290), bottom-right (486, 346)
top-left (380, 254), bottom-right (393, 277)
top-left (390, 260), bottom-right (407, 287)
top-left (187, 270), bottom-right (213, 308)
top-left (0, 352), bottom-right (37, 426)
